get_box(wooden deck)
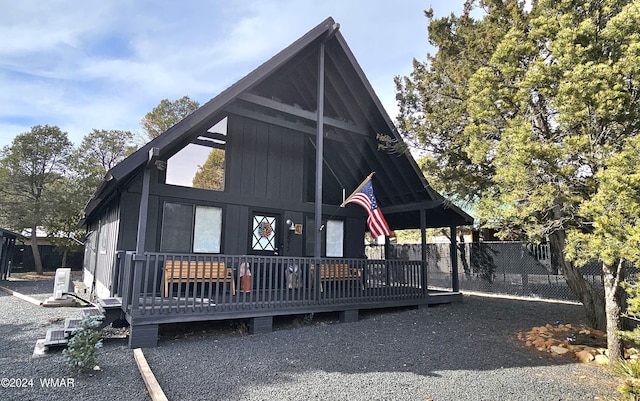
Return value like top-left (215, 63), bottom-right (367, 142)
top-left (112, 252), bottom-right (461, 347)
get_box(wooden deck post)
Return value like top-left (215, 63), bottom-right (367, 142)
top-left (249, 316), bottom-right (273, 334)
top-left (339, 309), bottom-right (359, 323)
top-left (129, 324), bottom-right (159, 348)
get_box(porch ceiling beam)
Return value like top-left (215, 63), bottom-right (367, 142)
top-left (191, 139), bottom-right (226, 150)
top-left (236, 92), bottom-right (368, 137)
top-left (325, 44), bottom-right (420, 205)
top-left (383, 200), bottom-right (445, 214)
top-left (226, 104), bottom-right (315, 134)
top-left (197, 131), bottom-right (227, 142)
top-left (225, 104), bottom-right (350, 143)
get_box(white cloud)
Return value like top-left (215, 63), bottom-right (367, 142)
top-left (0, 0), bottom-right (452, 148)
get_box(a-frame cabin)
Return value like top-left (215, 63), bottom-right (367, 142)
top-left (81, 17), bottom-right (473, 348)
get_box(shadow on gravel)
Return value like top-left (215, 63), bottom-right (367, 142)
top-left (1, 279), bottom-right (55, 301)
top-left (143, 295), bottom-right (605, 400)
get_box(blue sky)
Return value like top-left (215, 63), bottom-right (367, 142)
top-left (0, 1), bottom-right (466, 148)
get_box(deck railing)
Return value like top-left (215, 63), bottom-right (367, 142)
top-left (115, 252), bottom-right (430, 318)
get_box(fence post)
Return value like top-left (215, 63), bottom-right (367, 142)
top-left (420, 209), bottom-right (428, 295)
top-left (450, 226), bottom-right (460, 292)
top-left (522, 245), bottom-right (529, 296)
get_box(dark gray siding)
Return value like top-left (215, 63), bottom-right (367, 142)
top-left (111, 114), bottom-right (367, 258)
top-left (226, 115), bottom-right (305, 204)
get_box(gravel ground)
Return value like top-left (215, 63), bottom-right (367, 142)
top-left (1, 277), bottom-right (619, 401)
top-left (0, 278), bottom-right (150, 401)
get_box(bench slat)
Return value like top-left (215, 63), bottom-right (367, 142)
top-left (164, 260), bottom-right (235, 297)
top-left (311, 264), bottom-right (363, 292)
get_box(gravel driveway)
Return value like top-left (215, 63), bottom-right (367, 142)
top-left (0, 278), bottom-right (619, 401)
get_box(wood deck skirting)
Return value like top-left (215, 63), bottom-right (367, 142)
top-left (123, 290), bottom-right (462, 326)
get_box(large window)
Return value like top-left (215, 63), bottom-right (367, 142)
top-left (160, 202), bottom-right (222, 253)
top-left (165, 117), bottom-right (227, 191)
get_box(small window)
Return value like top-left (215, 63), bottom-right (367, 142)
top-left (326, 220), bottom-right (344, 257)
top-left (193, 206), bottom-right (222, 253)
top-left (99, 221), bottom-right (109, 255)
top-left (160, 203), bottom-right (194, 253)
top-left (165, 117), bottom-right (227, 190)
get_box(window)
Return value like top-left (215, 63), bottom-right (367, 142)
top-left (99, 221), bottom-right (109, 255)
top-left (305, 217), bottom-right (344, 257)
top-left (325, 220), bottom-right (344, 257)
top-left (165, 117), bottom-right (227, 190)
top-left (160, 202), bottom-right (222, 253)
top-left (193, 206), bottom-right (222, 253)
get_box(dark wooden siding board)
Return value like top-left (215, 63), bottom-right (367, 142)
top-left (146, 194), bottom-right (159, 252)
top-left (283, 211), bottom-right (304, 256)
top-left (252, 122), bottom-right (272, 199)
top-left (277, 128), bottom-right (291, 201)
top-left (224, 204), bottom-right (241, 254)
top-left (225, 115), bottom-right (241, 195)
top-left (238, 206), bottom-right (250, 254)
top-left (344, 216), bottom-right (366, 258)
top-left (266, 124), bottom-right (283, 200)
top-left (241, 118), bottom-right (258, 197)
top-left (294, 132), bottom-right (305, 202)
top-left (118, 191), bottom-right (141, 251)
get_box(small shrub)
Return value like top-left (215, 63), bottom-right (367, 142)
top-left (63, 315), bottom-right (103, 373)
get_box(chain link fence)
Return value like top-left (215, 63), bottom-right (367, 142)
top-left (366, 241), bottom-right (605, 302)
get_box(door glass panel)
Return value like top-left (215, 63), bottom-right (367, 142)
top-left (252, 215), bottom-right (277, 252)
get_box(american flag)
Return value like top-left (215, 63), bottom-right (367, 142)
top-left (344, 177), bottom-right (392, 238)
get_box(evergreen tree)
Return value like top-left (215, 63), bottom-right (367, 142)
top-left (395, 0), bottom-right (640, 350)
top-left (0, 125), bottom-right (72, 274)
top-left (192, 148), bottom-right (225, 191)
top-left (141, 96), bottom-right (200, 139)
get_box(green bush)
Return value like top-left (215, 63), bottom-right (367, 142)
top-left (611, 359), bottom-right (640, 401)
top-left (62, 315), bottom-right (103, 372)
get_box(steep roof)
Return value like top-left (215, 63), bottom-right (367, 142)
top-left (0, 228), bottom-right (20, 240)
top-left (84, 17), bottom-right (472, 229)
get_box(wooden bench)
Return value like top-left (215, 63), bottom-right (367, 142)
top-left (164, 260), bottom-right (235, 297)
top-left (311, 263), bottom-right (363, 292)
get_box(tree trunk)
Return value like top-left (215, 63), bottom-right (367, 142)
top-left (61, 249), bottom-right (68, 267)
top-left (548, 229), bottom-right (606, 329)
top-left (30, 226), bottom-right (43, 275)
top-left (603, 260), bottom-right (624, 361)
top-left (458, 232), bottom-right (470, 275)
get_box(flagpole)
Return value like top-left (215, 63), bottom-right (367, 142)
top-left (340, 172), bottom-right (375, 207)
